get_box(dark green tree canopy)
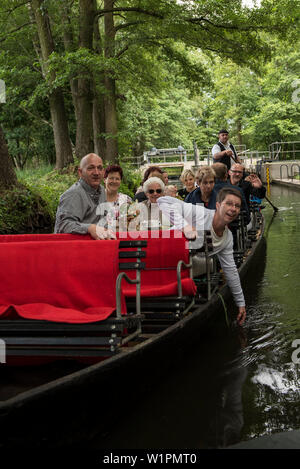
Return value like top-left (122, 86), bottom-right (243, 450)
top-left (0, 0), bottom-right (299, 169)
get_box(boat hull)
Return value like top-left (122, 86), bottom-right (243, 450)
top-left (0, 221), bottom-right (266, 448)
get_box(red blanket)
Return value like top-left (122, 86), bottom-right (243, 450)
top-left (0, 231), bottom-right (196, 324)
top-left (0, 239), bottom-right (125, 323)
top-left (0, 233), bottom-right (91, 242)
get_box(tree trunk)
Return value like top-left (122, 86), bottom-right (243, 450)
top-left (31, 0), bottom-right (73, 170)
top-left (93, 92), bottom-right (106, 158)
top-left (236, 118), bottom-right (243, 147)
top-left (93, 5), bottom-right (107, 159)
top-left (0, 126), bottom-right (18, 190)
top-left (48, 91), bottom-right (75, 169)
top-left (104, 0), bottom-right (118, 163)
top-left (75, 0), bottom-right (95, 159)
top-left (133, 135), bottom-right (146, 157)
top-left (61, 1), bottom-right (79, 123)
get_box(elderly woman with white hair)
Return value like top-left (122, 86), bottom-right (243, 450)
top-left (128, 177), bottom-right (172, 231)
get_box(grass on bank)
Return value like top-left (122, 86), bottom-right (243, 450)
top-left (16, 164), bottom-right (79, 220)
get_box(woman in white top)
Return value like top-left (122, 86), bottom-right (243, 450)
top-left (128, 177), bottom-right (172, 231)
top-left (97, 164), bottom-right (132, 232)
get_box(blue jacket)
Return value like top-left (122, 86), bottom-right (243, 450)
top-left (185, 187), bottom-right (217, 209)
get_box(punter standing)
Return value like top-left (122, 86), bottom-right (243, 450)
top-left (212, 129), bottom-right (241, 171)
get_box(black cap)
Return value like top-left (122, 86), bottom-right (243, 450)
top-left (218, 129), bottom-right (229, 134)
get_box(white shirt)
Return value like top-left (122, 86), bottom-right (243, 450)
top-left (212, 141), bottom-right (235, 168)
top-left (157, 196), bottom-right (245, 307)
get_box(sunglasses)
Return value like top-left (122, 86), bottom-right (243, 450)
top-left (148, 189), bottom-right (162, 194)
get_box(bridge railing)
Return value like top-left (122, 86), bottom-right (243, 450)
top-left (269, 141), bottom-right (300, 160)
top-left (122, 145), bottom-right (247, 169)
top-left (279, 163), bottom-right (300, 179)
top-left (121, 141), bottom-right (300, 171)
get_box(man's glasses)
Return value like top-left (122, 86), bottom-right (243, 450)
top-left (231, 170), bottom-right (243, 174)
top-left (148, 189), bottom-right (162, 194)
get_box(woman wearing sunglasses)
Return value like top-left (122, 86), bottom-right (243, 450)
top-left (128, 177), bottom-right (172, 231)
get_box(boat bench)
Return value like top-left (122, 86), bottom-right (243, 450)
top-left (119, 230), bottom-right (219, 331)
top-left (0, 236), bottom-right (143, 361)
top-left (117, 231), bottom-right (198, 330)
top-left (0, 231), bottom-right (197, 361)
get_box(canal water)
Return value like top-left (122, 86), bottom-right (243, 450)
top-left (92, 183), bottom-right (300, 449)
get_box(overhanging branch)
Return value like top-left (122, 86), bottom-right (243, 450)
top-left (4, 1), bottom-right (30, 17)
top-left (95, 7), bottom-right (164, 20)
top-left (188, 16), bottom-right (268, 32)
top-left (0, 21), bottom-right (33, 43)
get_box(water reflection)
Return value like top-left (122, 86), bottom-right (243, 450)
top-left (238, 185), bottom-right (300, 441)
top-left (206, 333), bottom-right (248, 448)
top-left (252, 364), bottom-right (299, 395)
top-left (89, 325), bottom-right (252, 449)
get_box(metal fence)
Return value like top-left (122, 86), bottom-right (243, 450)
top-left (121, 141), bottom-right (300, 171)
top-left (279, 163), bottom-right (300, 179)
top-left (122, 144), bottom-right (247, 169)
top-left (269, 141), bottom-right (300, 160)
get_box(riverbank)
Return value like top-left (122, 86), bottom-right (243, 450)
top-left (272, 178), bottom-right (300, 190)
top-left (228, 429), bottom-right (300, 449)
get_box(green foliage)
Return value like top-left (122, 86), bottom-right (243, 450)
top-left (0, 183), bottom-right (52, 234)
top-left (118, 162), bottom-right (143, 196)
top-left (0, 0), bottom-right (299, 171)
top-left (242, 40), bottom-right (300, 148)
top-left (0, 42), bottom-right (56, 166)
top-left (117, 50), bottom-right (209, 156)
top-left (192, 36), bottom-right (300, 150)
top-left (47, 49), bottom-right (109, 91)
top-left (0, 164), bottom-right (78, 233)
top-left (17, 165), bottom-right (78, 219)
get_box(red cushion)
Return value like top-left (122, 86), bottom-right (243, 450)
top-left (0, 239), bottom-right (126, 323)
top-left (117, 230), bottom-right (196, 297)
top-left (0, 233), bottom-right (92, 243)
top-left (122, 278), bottom-right (196, 297)
top-left (0, 231), bottom-right (196, 325)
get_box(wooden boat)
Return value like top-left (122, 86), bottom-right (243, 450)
top-left (0, 204), bottom-right (265, 448)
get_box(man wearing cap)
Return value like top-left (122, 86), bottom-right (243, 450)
top-left (212, 129), bottom-right (241, 171)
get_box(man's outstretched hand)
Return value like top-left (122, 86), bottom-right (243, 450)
top-left (237, 306), bottom-right (246, 326)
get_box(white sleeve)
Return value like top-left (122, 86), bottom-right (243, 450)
top-left (212, 144), bottom-right (221, 156)
top-left (157, 197), bottom-right (190, 230)
top-left (157, 196), bottom-right (209, 231)
top-left (216, 232), bottom-right (245, 307)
